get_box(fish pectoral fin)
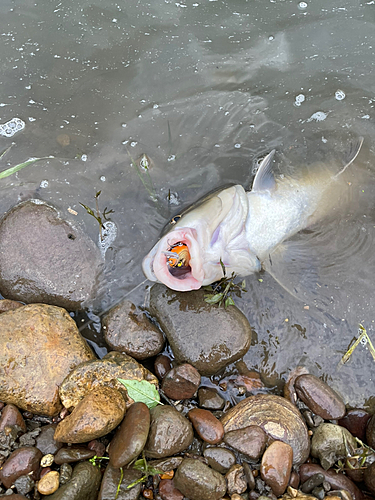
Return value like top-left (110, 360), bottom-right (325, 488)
top-left (334, 136), bottom-right (364, 179)
top-left (252, 149), bottom-right (277, 193)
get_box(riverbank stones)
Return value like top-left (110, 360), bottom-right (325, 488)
top-left (188, 408), bottom-right (224, 444)
top-left (0, 200), bottom-right (103, 310)
top-left (98, 465), bottom-right (143, 500)
top-left (0, 446), bottom-right (42, 488)
top-left (174, 458), bottom-right (226, 500)
top-left (161, 363), bottom-right (201, 400)
top-left (149, 284), bottom-right (252, 376)
top-left (260, 441), bottom-right (293, 496)
top-left (0, 304), bottom-right (95, 416)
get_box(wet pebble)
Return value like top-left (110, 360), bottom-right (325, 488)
top-left (145, 406), bottom-right (194, 458)
top-left (242, 462), bottom-right (255, 490)
top-left (0, 404), bottom-right (27, 433)
top-left (338, 408), bottom-right (371, 441)
top-left (225, 464), bottom-right (247, 496)
top-left (109, 401), bottom-right (150, 468)
top-left (364, 461), bottom-right (375, 495)
top-left (54, 386), bottom-right (125, 443)
top-left (198, 387), bottom-right (225, 410)
top-left (203, 447), bottom-right (236, 474)
top-left (59, 462), bottom-right (72, 485)
top-left (365, 413), bottom-right (375, 448)
top-left (87, 439), bottom-right (106, 457)
top-left (0, 446), bottom-right (42, 488)
top-left (35, 424), bottom-right (63, 455)
top-left (300, 473), bottom-right (325, 493)
top-left (37, 471), bottom-right (60, 495)
top-left (162, 363), bottom-right (201, 400)
top-left (0, 299), bottom-right (23, 314)
top-left (310, 423), bottom-right (357, 470)
top-left (148, 457), bottom-right (184, 473)
top-left (283, 366), bottom-right (310, 405)
top-left (294, 374), bottom-right (346, 420)
top-left (260, 441), bottom-right (293, 496)
top-left (188, 408), bottom-right (224, 444)
top-left (14, 474), bottom-right (35, 495)
top-left (174, 458), bottom-right (227, 500)
top-left (159, 479), bottom-right (184, 500)
top-left (102, 299), bottom-right (164, 360)
top-left (97, 464), bottom-right (143, 500)
top-left (149, 285), bottom-right (252, 376)
top-left (154, 354), bottom-right (173, 380)
top-left (224, 425), bottom-right (267, 461)
top-left (40, 454), bottom-right (54, 467)
top-left (54, 446), bottom-right (95, 464)
top-left (0, 495), bottom-right (29, 499)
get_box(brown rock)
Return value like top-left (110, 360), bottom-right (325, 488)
top-left (364, 462), bottom-right (375, 495)
top-left (59, 351), bottom-right (158, 411)
top-left (103, 299), bottom-right (164, 360)
top-left (338, 408), bottom-right (371, 441)
top-left (35, 424), bottom-right (63, 455)
top-left (161, 363), bottom-right (201, 400)
top-left (37, 470), bottom-right (60, 495)
top-left (54, 387), bottom-right (125, 443)
top-left (224, 425), bottom-right (267, 460)
top-left (0, 446), bottom-right (42, 488)
top-left (260, 441), bottom-right (293, 496)
top-left (0, 404), bottom-right (27, 432)
top-left (174, 458), bottom-right (227, 500)
top-left (98, 464), bottom-right (143, 500)
top-left (366, 414), bottom-right (375, 449)
top-left (203, 447), bottom-right (236, 474)
top-left (0, 299), bottom-right (23, 313)
top-left (0, 304), bottom-right (94, 416)
top-left (154, 354), bottom-right (173, 380)
top-left (159, 478), bottom-right (184, 500)
top-left (54, 446), bottom-right (95, 464)
top-left (188, 408), bottom-right (224, 444)
top-left (198, 387), bottom-right (225, 410)
top-left (225, 464), bottom-right (247, 496)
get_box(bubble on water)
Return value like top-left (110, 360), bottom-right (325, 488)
top-left (298, 1), bottom-right (307, 9)
top-left (153, 104), bottom-right (159, 109)
top-left (234, 143), bottom-right (241, 149)
top-left (322, 136), bottom-right (328, 143)
top-left (40, 180), bottom-right (48, 188)
top-left (167, 191), bottom-right (180, 205)
top-left (307, 111), bottom-right (327, 122)
top-left (168, 155), bottom-right (176, 161)
top-left (268, 35), bottom-right (274, 41)
top-left (335, 89), bottom-right (346, 101)
top-left (121, 123), bottom-right (127, 128)
top-left (362, 114), bottom-right (370, 119)
top-left (81, 154), bottom-right (88, 161)
top-left (100, 175), bottom-right (106, 182)
top-left (130, 141), bottom-right (137, 147)
top-left (0, 117), bottom-right (25, 137)
top-left (99, 220), bottom-right (117, 257)
top-left (294, 94), bottom-right (305, 106)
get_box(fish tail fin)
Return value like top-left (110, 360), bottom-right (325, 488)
top-left (333, 136), bottom-right (364, 179)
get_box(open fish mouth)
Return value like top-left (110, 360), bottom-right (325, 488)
top-left (142, 227), bottom-right (205, 291)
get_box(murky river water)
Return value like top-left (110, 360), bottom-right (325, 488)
top-left (1, 0), bottom-right (375, 408)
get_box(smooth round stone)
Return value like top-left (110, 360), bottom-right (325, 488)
top-left (311, 423), bottom-right (357, 470)
top-left (98, 464), bottom-right (143, 500)
top-left (40, 461), bottom-right (101, 500)
top-left (299, 463), bottom-right (363, 500)
top-left (37, 471), bottom-right (59, 495)
top-left (161, 363), bottom-right (201, 400)
top-left (260, 441), bottom-right (293, 496)
top-left (54, 446), bottom-right (96, 464)
top-left (0, 299), bottom-right (23, 313)
top-left (87, 439), bottom-right (106, 457)
top-left (0, 200), bottom-right (103, 310)
top-left (188, 408), bottom-right (224, 444)
top-left (102, 299), bottom-right (164, 360)
top-left (154, 354), bottom-right (173, 380)
top-left (365, 414), bottom-right (375, 448)
top-left (0, 446), bottom-right (43, 488)
top-left (159, 479), bottom-right (184, 500)
top-left (14, 474), bottom-right (35, 495)
top-left (144, 406), bottom-right (194, 458)
top-left (147, 457), bottom-right (184, 472)
top-left (203, 447), bottom-right (236, 474)
top-left (0, 495), bottom-right (29, 499)
top-left (223, 425), bottom-right (267, 461)
top-left (36, 424), bottom-right (63, 455)
top-left (225, 464), bottom-right (247, 496)
top-left (198, 387), bottom-right (225, 410)
top-left (54, 386), bottom-right (126, 443)
top-left (338, 409), bottom-right (371, 441)
top-left (41, 454), bottom-right (54, 467)
top-left (109, 401), bottom-right (150, 468)
top-left (242, 462), bottom-right (255, 490)
top-left (364, 462), bottom-right (375, 495)
top-left (0, 404), bottom-right (27, 433)
top-left (294, 374), bottom-right (346, 420)
top-left (59, 463), bottom-right (72, 485)
top-left (149, 285), bottom-right (252, 376)
top-left (0, 304), bottom-right (95, 416)
top-left (283, 366), bottom-right (310, 405)
top-left (174, 458), bottom-right (227, 500)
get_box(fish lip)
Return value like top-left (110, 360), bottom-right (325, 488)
top-left (142, 247), bottom-right (158, 282)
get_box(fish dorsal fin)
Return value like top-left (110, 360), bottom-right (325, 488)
top-left (334, 136), bottom-right (364, 179)
top-left (252, 150), bottom-right (276, 193)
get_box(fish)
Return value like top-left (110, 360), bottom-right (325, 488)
top-left (142, 138), bottom-right (363, 292)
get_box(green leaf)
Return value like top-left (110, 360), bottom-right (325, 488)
top-left (118, 379), bottom-right (161, 409)
top-left (204, 293), bottom-right (224, 304)
top-left (224, 297), bottom-right (235, 307)
top-left (219, 258), bottom-right (226, 277)
top-left (0, 156), bottom-right (51, 180)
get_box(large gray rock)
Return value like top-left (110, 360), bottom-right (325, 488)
top-left (149, 284), bottom-right (252, 376)
top-left (174, 458), bottom-right (227, 500)
top-left (0, 200), bottom-right (103, 310)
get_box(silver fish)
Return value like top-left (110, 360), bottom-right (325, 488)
top-left (142, 138), bottom-right (363, 291)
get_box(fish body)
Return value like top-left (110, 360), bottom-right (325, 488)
top-left (142, 139), bottom-right (363, 291)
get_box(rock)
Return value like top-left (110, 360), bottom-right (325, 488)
top-left (154, 354), bottom-right (173, 380)
top-left (0, 404), bottom-right (27, 433)
top-left (149, 285), bottom-right (252, 376)
top-left (13, 474), bottom-right (35, 495)
top-left (0, 299), bottom-right (23, 313)
top-left (221, 395), bottom-right (310, 465)
top-left (54, 387), bottom-right (125, 443)
top-left (147, 457), bottom-right (184, 472)
top-left (144, 406), bottom-right (194, 458)
top-left (283, 366), bottom-right (310, 405)
top-left (40, 461), bottom-right (101, 500)
top-left (98, 464), bottom-right (143, 500)
top-left (203, 447), bottom-right (236, 474)
top-left (338, 409), bottom-right (371, 441)
top-left (35, 424), bottom-right (63, 455)
top-left (188, 408), bottom-right (224, 444)
top-left (54, 447), bottom-right (95, 464)
top-left (300, 474), bottom-right (325, 493)
top-left (59, 351), bottom-right (158, 411)
top-left (0, 446), bottom-right (42, 488)
top-left (294, 374), bottom-right (346, 420)
top-left (87, 439), bottom-right (106, 457)
top-left (260, 441), bottom-right (293, 496)
top-left (174, 458), bottom-right (227, 500)
top-left (37, 470), bottom-right (60, 495)
top-left (162, 364), bottom-right (201, 400)
top-left (364, 462), bottom-right (375, 495)
top-left (242, 462), bottom-right (255, 490)
top-left (223, 425), bottom-right (267, 461)
top-left (365, 414), bottom-right (375, 448)
top-left (0, 496), bottom-right (28, 500)
top-left (102, 299), bottom-right (164, 360)
top-left (59, 463), bottom-right (72, 485)
top-left (109, 402), bottom-right (150, 468)
top-left (40, 454), bottom-right (54, 467)
top-left (0, 304), bottom-right (95, 416)
top-left (159, 478), bottom-right (184, 500)
top-left (310, 423), bottom-right (357, 470)
top-left (225, 464), bottom-right (247, 496)
top-left (198, 387), bottom-right (225, 410)
top-left (0, 200), bottom-right (103, 310)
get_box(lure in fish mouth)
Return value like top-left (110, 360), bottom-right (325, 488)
top-left (142, 138), bottom-right (363, 292)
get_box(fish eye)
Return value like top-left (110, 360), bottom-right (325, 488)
top-left (170, 215), bottom-right (181, 225)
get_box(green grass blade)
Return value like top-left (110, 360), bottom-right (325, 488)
top-left (0, 156), bottom-right (52, 179)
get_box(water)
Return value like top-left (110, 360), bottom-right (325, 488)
top-left (1, 0), bottom-right (375, 408)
